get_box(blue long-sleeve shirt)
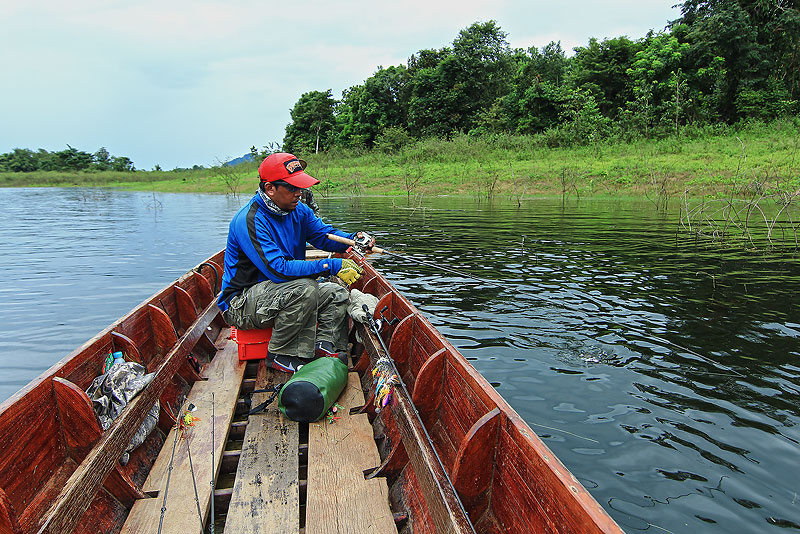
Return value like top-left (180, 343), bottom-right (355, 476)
top-left (217, 193), bottom-right (354, 312)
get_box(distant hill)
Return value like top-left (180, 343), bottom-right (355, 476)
top-left (225, 153), bottom-right (255, 166)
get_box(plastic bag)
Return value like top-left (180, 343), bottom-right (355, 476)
top-left (86, 360), bottom-right (159, 464)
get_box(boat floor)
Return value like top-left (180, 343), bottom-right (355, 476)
top-left (120, 328), bottom-right (396, 533)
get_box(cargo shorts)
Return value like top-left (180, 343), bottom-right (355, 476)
top-left (222, 278), bottom-right (350, 360)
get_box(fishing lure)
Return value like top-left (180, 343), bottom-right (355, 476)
top-left (179, 403), bottom-right (200, 437)
top-left (371, 357), bottom-right (398, 413)
top-left (325, 403), bottom-right (343, 424)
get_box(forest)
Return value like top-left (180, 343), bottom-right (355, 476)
top-left (281, 0), bottom-right (800, 154)
top-left (0, 146), bottom-right (136, 173)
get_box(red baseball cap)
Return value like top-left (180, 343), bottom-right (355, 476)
top-left (258, 152), bottom-right (319, 188)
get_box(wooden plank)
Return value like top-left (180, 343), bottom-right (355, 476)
top-left (224, 361), bottom-right (299, 533)
top-left (306, 373), bottom-right (396, 534)
top-left (121, 334), bottom-right (245, 533)
top-left (34, 319), bottom-right (190, 534)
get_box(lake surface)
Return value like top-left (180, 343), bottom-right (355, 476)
top-left (1, 187), bottom-right (798, 533)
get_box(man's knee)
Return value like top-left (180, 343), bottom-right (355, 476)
top-left (318, 281), bottom-right (349, 308)
top-left (291, 278), bottom-right (320, 308)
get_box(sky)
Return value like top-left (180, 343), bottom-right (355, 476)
top-left (1, 1), bottom-right (680, 170)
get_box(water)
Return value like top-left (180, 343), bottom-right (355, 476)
top-left (1, 188), bottom-right (798, 533)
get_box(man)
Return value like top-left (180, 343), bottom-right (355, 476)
top-left (217, 152), bottom-right (374, 372)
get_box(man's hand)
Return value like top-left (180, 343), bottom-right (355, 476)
top-left (335, 258), bottom-right (364, 286)
top-left (354, 231), bottom-right (375, 251)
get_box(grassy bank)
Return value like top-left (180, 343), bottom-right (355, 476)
top-left (3, 120), bottom-right (799, 200)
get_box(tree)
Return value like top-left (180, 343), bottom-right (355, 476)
top-left (625, 33), bottom-right (691, 134)
top-left (451, 20), bottom-right (513, 126)
top-left (496, 42), bottom-right (569, 134)
top-left (675, 0), bottom-right (799, 121)
top-left (0, 148), bottom-right (39, 172)
top-left (283, 90), bottom-right (337, 153)
top-left (110, 156), bottom-right (135, 172)
top-left (407, 21), bottom-right (514, 137)
top-left (570, 36), bottom-right (642, 118)
top-left (93, 147), bottom-right (112, 170)
top-left (53, 145), bottom-right (93, 171)
top-left (335, 65), bottom-right (409, 148)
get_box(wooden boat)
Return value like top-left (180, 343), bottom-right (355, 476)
top-left (0, 248), bottom-right (623, 534)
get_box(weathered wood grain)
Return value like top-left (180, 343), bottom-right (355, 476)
top-left (174, 285), bottom-right (199, 334)
top-left (0, 487), bottom-right (21, 534)
top-left (110, 332), bottom-right (143, 366)
top-left (35, 301), bottom-right (221, 534)
top-left (360, 322), bottom-right (476, 534)
top-left (306, 372), bottom-right (396, 534)
top-left (224, 362), bottom-right (299, 533)
top-left (121, 334), bottom-right (244, 533)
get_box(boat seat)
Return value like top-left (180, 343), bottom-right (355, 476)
top-left (224, 361), bottom-right (299, 532)
top-left (305, 371), bottom-right (396, 533)
top-left (120, 329), bottom-right (246, 534)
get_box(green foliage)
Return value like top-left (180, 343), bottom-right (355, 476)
top-left (0, 146), bottom-right (135, 173)
top-left (570, 36), bottom-right (642, 118)
top-left (336, 65), bottom-right (409, 148)
top-left (281, 9), bottom-right (799, 153)
top-left (283, 89), bottom-right (337, 153)
top-left (374, 127), bottom-right (412, 154)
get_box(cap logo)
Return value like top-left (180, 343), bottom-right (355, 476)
top-left (284, 159), bottom-right (303, 174)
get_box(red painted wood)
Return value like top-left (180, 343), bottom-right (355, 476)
top-left (174, 285), bottom-right (199, 334)
top-left (428, 419), bottom-right (459, 481)
top-left (191, 271), bottom-right (214, 304)
top-left (148, 304), bottom-right (179, 357)
top-left (0, 487), bottom-right (21, 534)
top-left (441, 359), bottom-right (491, 436)
top-left (198, 259), bottom-right (223, 293)
top-left (71, 488), bottom-right (127, 534)
top-left (114, 425), bottom-right (165, 492)
top-left (356, 261), bottom-right (624, 533)
top-left (408, 323), bottom-right (444, 381)
top-left (359, 274), bottom-right (377, 295)
top-left (110, 331), bottom-right (143, 366)
top-left (452, 409), bottom-right (501, 498)
top-left (18, 460), bottom-right (75, 533)
top-left (195, 332), bottom-right (218, 360)
top-left (102, 468), bottom-right (147, 509)
top-left (36, 301), bottom-right (220, 534)
top-left (54, 377), bottom-right (149, 509)
top-left (374, 292), bottom-right (394, 342)
top-left (52, 378), bottom-right (101, 458)
top-left (387, 313), bottom-right (415, 367)
top-left (361, 332), bottom-right (475, 534)
top-left (492, 419), bottom-right (619, 534)
top-left (366, 440), bottom-right (408, 482)
top-left (0, 252), bottom-right (227, 534)
top-left (395, 464), bottom-right (437, 534)
top-left (0, 391), bottom-right (65, 522)
top-left (411, 348), bottom-right (446, 424)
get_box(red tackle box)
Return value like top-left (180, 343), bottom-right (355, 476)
top-left (230, 326), bottom-right (273, 361)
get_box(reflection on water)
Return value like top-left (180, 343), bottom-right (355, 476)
top-left (1, 189), bottom-right (798, 533)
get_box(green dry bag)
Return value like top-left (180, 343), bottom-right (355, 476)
top-left (278, 357), bottom-right (348, 423)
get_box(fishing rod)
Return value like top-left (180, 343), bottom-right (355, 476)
top-left (327, 233), bottom-right (743, 377)
top-left (158, 401), bottom-right (184, 534)
top-left (209, 393), bottom-right (215, 534)
top-left (326, 233), bottom-right (504, 287)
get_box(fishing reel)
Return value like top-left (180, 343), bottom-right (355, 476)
top-left (353, 231), bottom-right (374, 252)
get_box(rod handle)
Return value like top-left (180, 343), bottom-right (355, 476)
top-left (327, 233), bottom-right (385, 254)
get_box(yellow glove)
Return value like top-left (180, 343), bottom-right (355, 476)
top-left (335, 258), bottom-right (364, 286)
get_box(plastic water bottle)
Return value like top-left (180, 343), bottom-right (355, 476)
top-left (111, 351), bottom-right (125, 367)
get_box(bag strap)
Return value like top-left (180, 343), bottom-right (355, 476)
top-left (248, 384), bottom-right (283, 415)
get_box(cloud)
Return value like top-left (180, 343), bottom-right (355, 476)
top-left (0, 0), bottom-right (680, 169)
